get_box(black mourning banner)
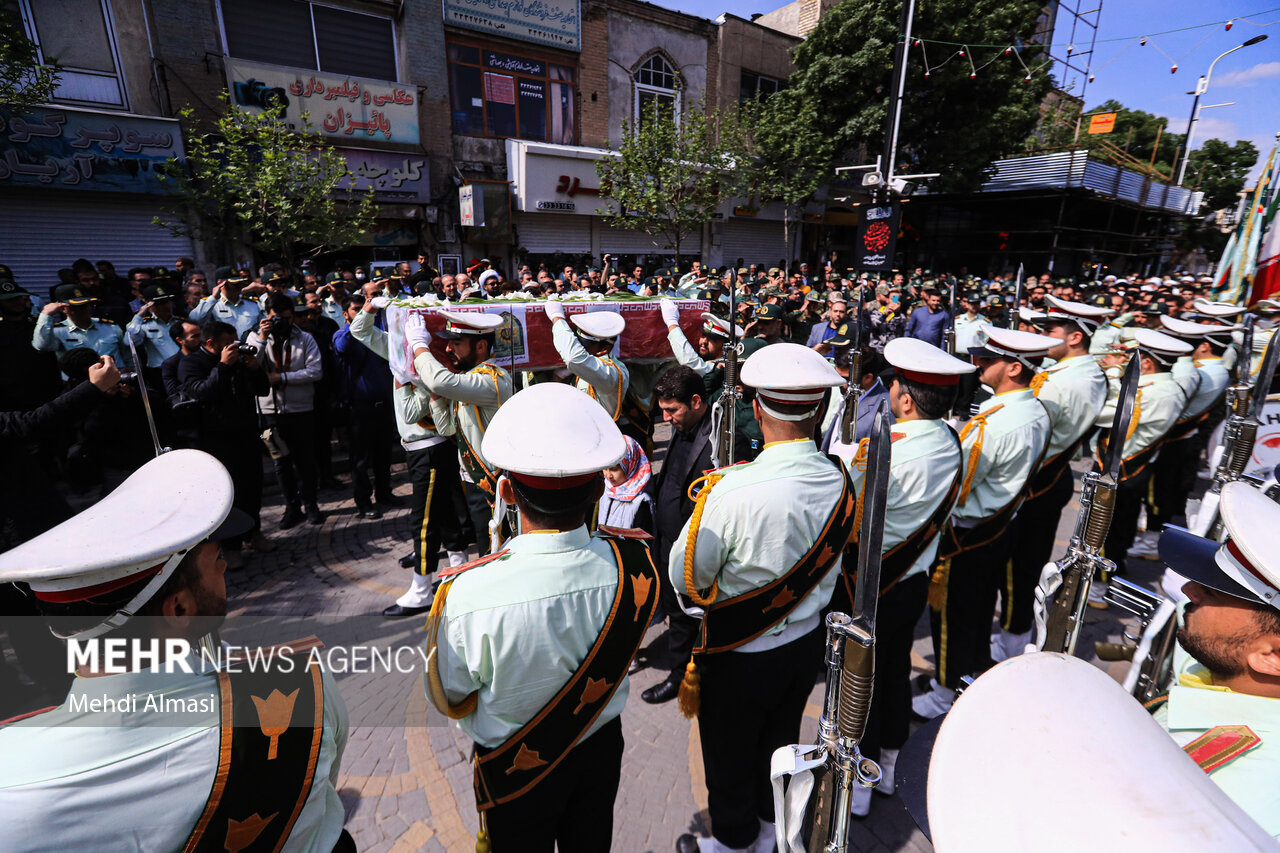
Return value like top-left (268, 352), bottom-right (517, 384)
top-left (855, 202), bottom-right (901, 272)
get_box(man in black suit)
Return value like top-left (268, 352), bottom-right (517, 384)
top-left (643, 366), bottom-right (716, 704)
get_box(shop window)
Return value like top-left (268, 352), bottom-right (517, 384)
top-left (448, 42), bottom-right (576, 144)
top-left (739, 70), bottom-right (780, 102)
top-left (18, 0), bottom-right (127, 108)
top-left (220, 0), bottom-right (398, 82)
top-left (634, 54), bottom-right (680, 128)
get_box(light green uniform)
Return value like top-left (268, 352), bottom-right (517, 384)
top-left (551, 319), bottom-right (630, 420)
top-left (669, 439), bottom-right (845, 652)
top-left (1033, 354), bottom-right (1108, 460)
top-left (32, 314), bottom-right (132, 368)
top-left (1154, 661), bottom-right (1280, 838)
top-left (188, 293), bottom-right (262, 337)
top-left (1090, 315), bottom-right (1133, 355)
top-left (1184, 357), bottom-right (1230, 420)
top-left (436, 526), bottom-right (631, 747)
top-left (667, 326), bottom-right (715, 378)
top-left (1098, 371), bottom-right (1187, 459)
top-left (349, 311), bottom-right (441, 448)
top-left (0, 664), bottom-right (348, 852)
top-left (415, 349), bottom-right (511, 477)
top-left (125, 313), bottom-right (180, 366)
top-left (953, 312), bottom-right (983, 354)
top-left (1171, 356), bottom-right (1202, 404)
top-left (952, 388), bottom-right (1051, 524)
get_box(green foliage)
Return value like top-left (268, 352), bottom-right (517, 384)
top-left (154, 95), bottom-right (376, 265)
top-left (0, 12), bottom-right (60, 109)
top-left (594, 97), bottom-right (741, 258)
top-left (788, 0), bottom-right (1052, 192)
top-left (1187, 138), bottom-right (1259, 211)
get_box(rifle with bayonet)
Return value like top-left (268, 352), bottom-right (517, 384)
top-left (839, 285), bottom-right (865, 446)
top-left (1009, 264), bottom-right (1024, 330)
top-left (772, 403), bottom-right (890, 853)
top-left (1034, 353), bottom-right (1140, 655)
top-left (713, 267), bottom-right (740, 468)
top-left (1193, 326), bottom-right (1280, 538)
top-left (943, 279), bottom-right (957, 356)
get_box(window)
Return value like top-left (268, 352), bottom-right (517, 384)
top-left (739, 70), bottom-right (780, 103)
top-left (19, 0), bottom-right (127, 107)
top-left (634, 54), bottom-right (681, 127)
top-left (220, 0), bottom-right (398, 81)
top-left (448, 42), bottom-right (575, 144)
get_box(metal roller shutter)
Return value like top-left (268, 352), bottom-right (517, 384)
top-left (0, 190), bottom-right (194, 299)
top-left (721, 219), bottom-right (787, 269)
top-left (602, 225), bottom-right (699, 256)
top-left (513, 212), bottom-right (591, 254)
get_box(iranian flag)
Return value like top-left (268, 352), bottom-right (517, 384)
top-left (1251, 169), bottom-right (1280, 303)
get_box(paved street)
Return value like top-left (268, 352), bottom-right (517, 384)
top-left (210, 449), bottom-right (1159, 853)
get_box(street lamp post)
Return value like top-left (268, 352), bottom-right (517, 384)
top-left (1175, 34), bottom-right (1268, 186)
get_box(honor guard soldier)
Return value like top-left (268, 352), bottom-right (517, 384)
top-left (1000, 296), bottom-right (1109, 659)
top-left (1132, 316), bottom-right (1236, 559)
top-left (33, 283), bottom-right (133, 369)
top-left (661, 302), bottom-right (741, 391)
top-left (189, 266), bottom-right (264, 338)
top-left (915, 327), bottom-right (1053, 720)
top-left (1152, 482), bottom-right (1280, 837)
top-left (424, 382), bottom-right (658, 853)
top-left (672, 344), bottom-right (854, 852)
top-left (405, 309), bottom-right (512, 558)
top-left (819, 322), bottom-right (893, 455)
top-left (1096, 328), bottom-right (1192, 579)
top-left (349, 300), bottom-right (471, 620)
top-left (543, 303), bottom-right (631, 422)
top-left (839, 337), bottom-right (972, 817)
top-left (1194, 298), bottom-right (1250, 374)
top-left (126, 281), bottom-right (181, 369)
top-left (0, 450), bottom-right (352, 853)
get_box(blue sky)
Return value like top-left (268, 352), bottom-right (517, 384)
top-left (655, 0), bottom-right (1280, 178)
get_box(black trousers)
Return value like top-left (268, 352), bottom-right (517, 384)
top-left (1147, 436), bottom-right (1199, 531)
top-left (482, 717), bottom-right (623, 853)
top-left (698, 627), bottom-right (823, 849)
top-left (405, 443), bottom-right (469, 576)
top-left (464, 480), bottom-right (494, 556)
top-left (656, 541), bottom-right (699, 682)
top-left (199, 431), bottom-right (264, 537)
top-left (266, 411), bottom-right (318, 507)
top-left (348, 400), bottom-right (393, 509)
top-left (860, 573), bottom-right (929, 760)
top-left (1004, 468), bottom-right (1075, 635)
top-left (312, 393), bottom-right (335, 482)
top-left (930, 531), bottom-right (1012, 689)
top-left (1103, 468), bottom-right (1153, 577)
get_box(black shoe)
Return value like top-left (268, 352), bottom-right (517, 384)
top-left (675, 834), bottom-right (700, 853)
top-left (280, 506), bottom-right (304, 530)
top-left (629, 658), bottom-right (644, 675)
top-left (642, 679), bottom-right (681, 705)
top-left (382, 603), bottom-right (431, 620)
top-left (306, 504), bottom-right (323, 525)
top-left (357, 506), bottom-right (383, 520)
top-left (399, 552), bottom-right (417, 569)
top-left (376, 493), bottom-right (403, 508)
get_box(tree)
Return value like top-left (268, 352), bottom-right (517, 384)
top-left (594, 97), bottom-right (741, 260)
top-left (0, 12), bottom-right (60, 109)
top-left (787, 0), bottom-right (1052, 193)
top-left (1038, 99), bottom-right (1185, 178)
top-left (1187, 138), bottom-right (1259, 211)
top-left (154, 95), bottom-right (376, 266)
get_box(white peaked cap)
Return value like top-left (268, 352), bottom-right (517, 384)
top-left (928, 652), bottom-right (1276, 851)
top-left (740, 342), bottom-right (843, 420)
top-left (1158, 315), bottom-right (1237, 343)
top-left (436, 309), bottom-right (504, 339)
top-left (481, 383), bottom-right (625, 485)
top-left (1194, 298), bottom-right (1247, 318)
top-left (1133, 327), bottom-right (1193, 361)
top-left (1042, 294), bottom-right (1112, 333)
top-left (969, 324), bottom-right (1060, 364)
top-left (570, 311), bottom-right (626, 342)
top-left (884, 337), bottom-right (976, 386)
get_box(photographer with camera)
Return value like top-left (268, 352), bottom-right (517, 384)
top-left (245, 293), bottom-right (324, 528)
top-left (179, 321), bottom-right (271, 566)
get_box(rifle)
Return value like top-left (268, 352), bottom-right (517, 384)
top-left (1035, 353), bottom-right (1140, 655)
top-left (1095, 576), bottom-right (1179, 703)
top-left (943, 279), bottom-right (957, 356)
top-left (839, 285), bottom-right (865, 445)
top-left (1009, 264), bottom-right (1024, 330)
top-left (1194, 328), bottom-right (1280, 538)
top-left (713, 267), bottom-right (740, 467)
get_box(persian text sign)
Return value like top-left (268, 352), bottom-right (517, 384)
top-left (443, 0), bottom-right (580, 51)
top-left (334, 148), bottom-right (429, 203)
top-left (225, 58), bottom-right (419, 145)
top-left (1088, 112), bottom-right (1117, 135)
top-left (0, 107), bottom-right (183, 193)
top-left (384, 298), bottom-right (706, 380)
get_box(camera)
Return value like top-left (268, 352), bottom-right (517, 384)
top-left (236, 343), bottom-right (258, 357)
top-left (267, 316), bottom-right (290, 339)
top-left (232, 78), bottom-right (290, 115)
top-left (117, 370), bottom-right (140, 385)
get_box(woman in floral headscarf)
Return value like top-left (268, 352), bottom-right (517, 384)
top-left (597, 436), bottom-right (654, 534)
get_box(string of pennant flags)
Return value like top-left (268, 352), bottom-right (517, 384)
top-left (906, 7), bottom-right (1280, 84)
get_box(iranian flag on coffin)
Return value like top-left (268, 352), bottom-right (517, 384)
top-left (384, 297), bottom-right (709, 383)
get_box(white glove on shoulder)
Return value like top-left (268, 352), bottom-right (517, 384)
top-left (660, 299), bottom-right (681, 327)
top-left (404, 313), bottom-right (431, 351)
top-left (369, 296), bottom-right (391, 310)
top-left (543, 300), bottom-right (566, 322)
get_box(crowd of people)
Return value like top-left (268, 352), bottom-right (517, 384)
top-left (2, 246), bottom-right (1279, 852)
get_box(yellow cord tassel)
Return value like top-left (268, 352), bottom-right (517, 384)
top-left (850, 438), bottom-right (870, 543)
top-left (928, 556), bottom-right (952, 612)
top-left (476, 811), bottom-right (491, 852)
top-left (1126, 389), bottom-right (1142, 442)
top-left (956, 403), bottom-right (1003, 507)
top-left (1029, 370), bottom-right (1049, 396)
top-left (677, 657), bottom-right (701, 719)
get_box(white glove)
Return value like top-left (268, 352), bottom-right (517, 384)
top-left (404, 313), bottom-right (431, 351)
top-left (660, 299), bottom-right (681, 327)
top-left (369, 296), bottom-right (391, 310)
top-left (543, 300), bottom-right (565, 322)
